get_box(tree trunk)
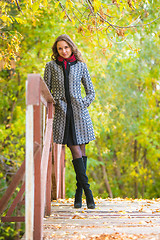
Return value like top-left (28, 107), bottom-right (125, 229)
top-left (95, 141), bottom-right (113, 198)
top-left (142, 148), bottom-right (147, 198)
top-left (133, 139), bottom-right (138, 198)
top-left (113, 151), bottom-right (124, 192)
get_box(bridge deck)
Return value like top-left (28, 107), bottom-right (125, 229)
top-left (43, 198), bottom-right (160, 239)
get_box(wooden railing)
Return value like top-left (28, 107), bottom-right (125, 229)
top-left (0, 74), bottom-right (65, 240)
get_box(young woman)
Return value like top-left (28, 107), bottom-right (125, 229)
top-left (44, 34), bottom-right (95, 209)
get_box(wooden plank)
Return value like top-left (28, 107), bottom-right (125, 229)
top-left (26, 74), bottom-right (41, 105)
top-left (40, 77), bottom-right (55, 104)
top-left (45, 103), bottom-right (53, 216)
top-left (0, 160), bottom-right (25, 215)
top-left (33, 104), bottom-right (42, 240)
top-left (45, 143), bottom-right (52, 216)
top-left (26, 74), bottom-right (54, 106)
top-left (43, 199), bottom-right (160, 239)
top-left (25, 103), bottom-right (34, 240)
top-left (56, 144), bottom-right (62, 199)
top-left (41, 118), bottom-right (53, 217)
top-left (40, 94), bottom-right (48, 107)
top-left (1, 216), bottom-right (25, 222)
top-left (6, 182), bottom-right (25, 216)
top-left (61, 146), bottom-right (65, 199)
top-left (51, 146), bottom-right (57, 200)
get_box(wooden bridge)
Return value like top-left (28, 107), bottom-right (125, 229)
top-left (0, 75), bottom-right (160, 240)
top-left (0, 74), bottom-right (65, 239)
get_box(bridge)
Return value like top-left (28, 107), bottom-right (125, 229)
top-left (0, 75), bottom-right (160, 240)
top-left (0, 74), bottom-right (65, 239)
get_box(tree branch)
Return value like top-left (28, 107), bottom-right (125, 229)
top-left (86, 0), bottom-right (94, 14)
top-left (97, 12), bottom-right (117, 30)
top-left (57, 0), bottom-right (72, 22)
top-left (98, 11), bottom-right (160, 29)
top-left (14, 0), bottom-right (23, 14)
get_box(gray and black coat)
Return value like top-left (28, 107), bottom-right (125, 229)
top-left (44, 59), bottom-right (95, 146)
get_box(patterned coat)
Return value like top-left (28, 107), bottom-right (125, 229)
top-left (44, 59), bottom-right (95, 145)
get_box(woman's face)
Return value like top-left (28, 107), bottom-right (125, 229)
top-left (57, 40), bottom-right (72, 59)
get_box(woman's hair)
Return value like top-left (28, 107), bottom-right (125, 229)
top-left (51, 34), bottom-right (83, 62)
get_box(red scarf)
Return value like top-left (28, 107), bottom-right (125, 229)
top-left (58, 54), bottom-right (76, 69)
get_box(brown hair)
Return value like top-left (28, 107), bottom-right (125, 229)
top-left (51, 34), bottom-right (83, 62)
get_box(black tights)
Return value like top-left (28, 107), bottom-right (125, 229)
top-left (69, 144), bottom-right (86, 160)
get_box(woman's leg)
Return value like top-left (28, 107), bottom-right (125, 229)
top-left (69, 145), bottom-right (82, 159)
top-left (69, 145), bottom-right (83, 208)
top-left (80, 144), bottom-right (87, 173)
top-left (80, 144), bottom-right (86, 157)
top-left (69, 145), bottom-right (87, 208)
top-left (69, 144), bottom-right (95, 209)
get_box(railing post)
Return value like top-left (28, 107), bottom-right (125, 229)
top-left (33, 104), bottom-right (42, 239)
top-left (33, 76), bottom-right (42, 239)
top-left (61, 146), bottom-right (65, 199)
top-left (25, 102), bottom-right (34, 239)
top-left (45, 103), bottom-right (53, 216)
top-left (26, 74), bottom-right (42, 240)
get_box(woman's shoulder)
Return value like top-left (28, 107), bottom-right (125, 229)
top-left (45, 60), bottom-right (56, 66)
top-left (76, 61), bottom-right (87, 68)
top-left (45, 60), bottom-right (61, 70)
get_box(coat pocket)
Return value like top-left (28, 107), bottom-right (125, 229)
top-left (56, 99), bottom-right (67, 113)
top-left (71, 97), bottom-right (85, 110)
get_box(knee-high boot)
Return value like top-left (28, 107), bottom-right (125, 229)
top-left (72, 158), bottom-right (95, 209)
top-left (74, 156), bottom-right (87, 208)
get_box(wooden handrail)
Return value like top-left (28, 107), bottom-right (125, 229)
top-left (26, 74), bottom-right (55, 240)
top-left (0, 74), bottom-right (65, 240)
top-left (26, 74), bottom-right (65, 239)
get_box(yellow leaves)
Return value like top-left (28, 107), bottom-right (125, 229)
top-left (31, 2), bottom-right (40, 12)
top-left (1, 15), bottom-right (13, 25)
top-left (55, 1), bottom-right (59, 8)
top-left (119, 113), bottom-right (125, 119)
top-left (138, 220), bottom-right (147, 225)
top-left (71, 18), bottom-right (75, 26)
top-left (15, 17), bottom-right (24, 24)
top-left (60, 11), bottom-right (66, 19)
top-left (66, 0), bottom-right (73, 9)
top-left (0, 31), bottom-right (22, 69)
top-left (93, 0), bottom-right (101, 12)
top-left (42, 0), bottom-right (48, 8)
top-left (72, 214), bottom-right (85, 219)
top-left (118, 210), bottom-right (127, 214)
top-left (0, 53), bottom-right (3, 61)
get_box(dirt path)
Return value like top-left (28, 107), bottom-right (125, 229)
top-left (43, 198), bottom-right (160, 239)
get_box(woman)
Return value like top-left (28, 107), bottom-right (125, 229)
top-left (44, 34), bottom-right (95, 209)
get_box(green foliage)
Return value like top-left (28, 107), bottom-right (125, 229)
top-left (0, 221), bottom-right (24, 240)
top-left (87, 24), bottom-right (160, 198)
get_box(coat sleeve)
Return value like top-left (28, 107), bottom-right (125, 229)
top-left (44, 62), bottom-right (57, 105)
top-left (82, 63), bottom-right (95, 108)
top-left (44, 62), bottom-right (51, 92)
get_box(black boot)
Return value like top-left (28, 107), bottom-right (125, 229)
top-left (74, 156), bottom-right (87, 208)
top-left (72, 158), bottom-right (95, 209)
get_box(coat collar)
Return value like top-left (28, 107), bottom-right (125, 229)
top-left (56, 54), bottom-right (77, 67)
top-left (56, 59), bottom-right (77, 66)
